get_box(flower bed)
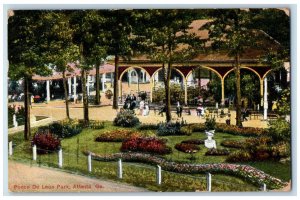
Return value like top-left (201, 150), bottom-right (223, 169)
top-left (85, 152), bottom-right (287, 189)
top-left (175, 143), bottom-right (200, 153)
top-left (121, 137), bottom-right (172, 155)
top-left (221, 140), bottom-right (245, 149)
top-left (95, 130), bottom-right (141, 142)
top-left (31, 129), bottom-right (61, 154)
top-left (189, 123), bottom-right (268, 137)
top-left (89, 120), bottom-right (105, 129)
top-left (181, 139), bottom-right (204, 145)
top-left (205, 148), bottom-right (230, 156)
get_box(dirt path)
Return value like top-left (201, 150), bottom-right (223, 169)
top-left (8, 160), bottom-right (148, 193)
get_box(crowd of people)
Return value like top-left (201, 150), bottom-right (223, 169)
top-left (123, 93), bottom-right (149, 116)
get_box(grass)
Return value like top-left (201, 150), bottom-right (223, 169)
top-left (8, 121), bottom-right (291, 192)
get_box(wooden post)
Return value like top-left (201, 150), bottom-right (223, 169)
top-left (32, 145), bottom-right (37, 161)
top-left (58, 148), bottom-right (63, 168)
top-left (87, 152), bottom-right (92, 172)
top-left (263, 77), bottom-right (268, 120)
top-left (9, 141), bottom-right (13, 156)
top-left (221, 78), bottom-right (225, 106)
top-left (184, 79), bottom-right (188, 105)
top-left (156, 165), bottom-right (162, 185)
top-left (206, 173), bottom-right (211, 192)
top-left (118, 159), bottom-right (122, 179)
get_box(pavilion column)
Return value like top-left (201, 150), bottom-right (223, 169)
top-left (46, 80), bottom-right (50, 102)
top-left (184, 78), bottom-right (188, 105)
top-left (68, 78), bottom-right (72, 96)
top-left (87, 75), bottom-right (90, 96)
top-left (118, 79), bottom-right (122, 102)
top-left (150, 76), bottom-right (154, 102)
top-left (221, 78), bottom-right (225, 106)
top-left (263, 77), bottom-right (268, 120)
top-left (73, 76), bottom-right (77, 103)
top-left (102, 73), bottom-right (106, 91)
top-left (260, 79), bottom-right (264, 107)
top-left (128, 70), bottom-right (131, 87)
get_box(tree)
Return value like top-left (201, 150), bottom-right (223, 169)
top-left (135, 9), bottom-right (204, 122)
top-left (82, 11), bottom-right (108, 105)
top-left (8, 10), bottom-right (52, 140)
top-left (41, 11), bottom-right (80, 119)
top-left (69, 10), bottom-right (101, 125)
top-left (203, 9), bottom-right (259, 126)
top-left (101, 10), bottom-right (135, 109)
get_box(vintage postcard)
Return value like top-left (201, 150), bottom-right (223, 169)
top-left (5, 6), bottom-right (292, 193)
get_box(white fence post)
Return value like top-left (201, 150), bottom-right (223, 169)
top-left (87, 152), bottom-right (92, 172)
top-left (156, 165), bottom-right (162, 185)
top-left (118, 159), bottom-right (122, 179)
top-left (13, 114), bottom-right (18, 127)
top-left (58, 148), bottom-right (63, 168)
top-left (206, 173), bottom-right (212, 192)
top-left (32, 145), bottom-right (37, 161)
top-left (261, 183), bottom-right (267, 192)
top-left (9, 141), bottom-right (13, 156)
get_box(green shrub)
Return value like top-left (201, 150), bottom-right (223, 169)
top-left (205, 117), bottom-right (216, 130)
top-left (49, 121), bottom-right (83, 139)
top-left (137, 123), bottom-right (158, 131)
top-left (226, 150), bottom-right (252, 162)
top-left (113, 110), bottom-right (140, 127)
top-left (268, 119), bottom-right (291, 143)
top-left (157, 122), bottom-right (190, 136)
top-left (31, 129), bottom-right (61, 154)
top-left (205, 148), bottom-right (230, 156)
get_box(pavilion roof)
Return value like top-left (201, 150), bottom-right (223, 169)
top-left (32, 63), bottom-right (114, 81)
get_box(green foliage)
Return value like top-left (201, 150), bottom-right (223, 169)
top-left (205, 117), bottom-right (216, 130)
top-left (268, 118), bottom-right (291, 143)
top-left (277, 88), bottom-right (290, 115)
top-left (226, 150), bottom-right (252, 162)
top-left (153, 83), bottom-right (184, 104)
top-left (48, 119), bottom-right (83, 139)
top-left (113, 110), bottom-right (140, 127)
top-left (157, 122), bottom-right (191, 136)
top-left (137, 124), bottom-right (158, 131)
top-left (89, 120), bottom-right (105, 129)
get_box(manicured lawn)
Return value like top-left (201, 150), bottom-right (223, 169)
top-left (8, 121), bottom-right (291, 191)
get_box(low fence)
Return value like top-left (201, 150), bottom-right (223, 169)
top-left (8, 141), bottom-right (267, 192)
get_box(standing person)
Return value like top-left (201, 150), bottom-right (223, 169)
top-left (143, 103), bottom-right (149, 116)
top-left (176, 101), bottom-right (183, 118)
top-left (139, 100), bottom-right (145, 115)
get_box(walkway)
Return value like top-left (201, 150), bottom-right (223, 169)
top-left (9, 100), bottom-right (269, 130)
top-left (8, 160), bottom-right (148, 192)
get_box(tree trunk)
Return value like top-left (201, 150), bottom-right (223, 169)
top-left (235, 54), bottom-right (242, 127)
top-left (62, 71), bottom-right (70, 119)
top-left (113, 54), bottom-right (119, 109)
top-left (81, 69), bottom-right (89, 125)
top-left (164, 62), bottom-right (172, 122)
top-left (23, 76), bottom-right (31, 140)
top-left (95, 62), bottom-right (100, 105)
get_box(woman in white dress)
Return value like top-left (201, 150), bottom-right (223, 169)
top-left (139, 100), bottom-right (145, 115)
